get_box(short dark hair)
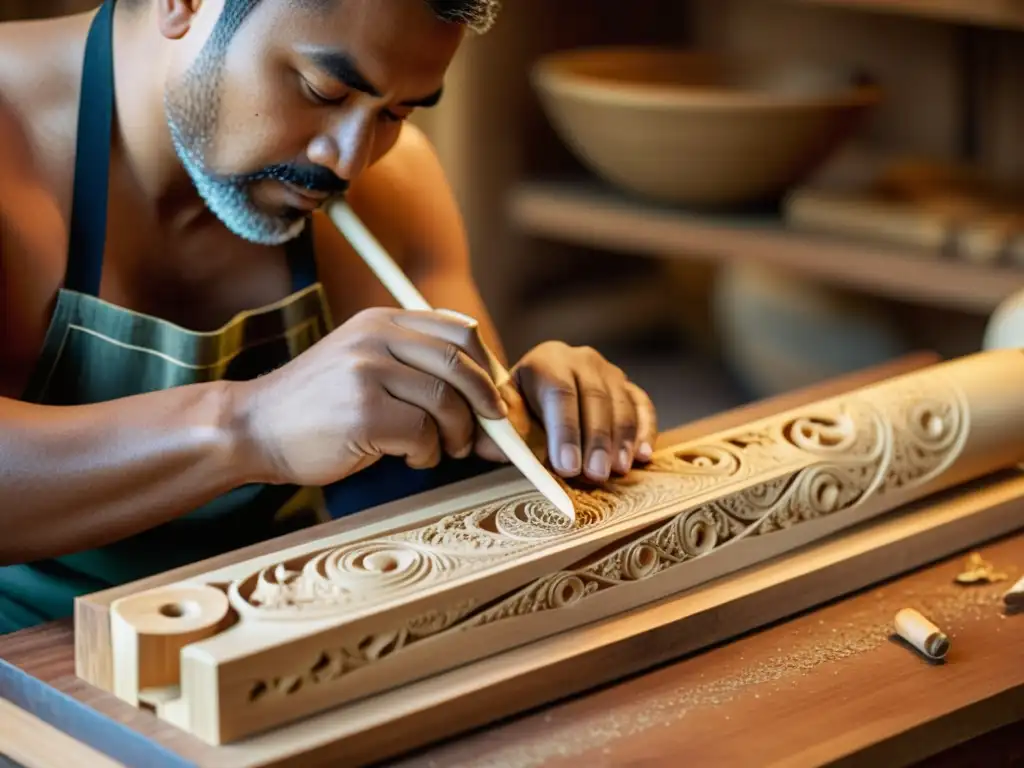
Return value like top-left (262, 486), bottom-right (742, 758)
top-left (123, 0), bottom-right (500, 37)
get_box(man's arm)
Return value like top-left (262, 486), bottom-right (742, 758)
top-left (0, 385), bottom-right (258, 564)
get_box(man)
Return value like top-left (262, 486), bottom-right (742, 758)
top-left (0, 0), bottom-right (659, 633)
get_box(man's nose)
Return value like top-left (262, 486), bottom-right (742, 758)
top-left (308, 117), bottom-right (374, 183)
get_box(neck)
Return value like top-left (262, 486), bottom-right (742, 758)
top-left (110, 4), bottom-right (209, 229)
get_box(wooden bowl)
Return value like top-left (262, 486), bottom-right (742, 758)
top-left (531, 47), bottom-right (882, 208)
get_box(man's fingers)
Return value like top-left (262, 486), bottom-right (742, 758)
top-left (391, 309), bottom-right (495, 381)
top-left (628, 381), bottom-right (659, 462)
top-left (539, 377), bottom-right (582, 478)
top-left (379, 366), bottom-right (476, 459)
top-left (610, 380), bottom-right (639, 474)
top-left (575, 366), bottom-right (615, 482)
top-left (386, 330), bottom-right (507, 421)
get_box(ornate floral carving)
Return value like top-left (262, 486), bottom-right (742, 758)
top-left (231, 369), bottom-right (972, 706)
top-left (228, 467), bottom-right (755, 620)
top-left (245, 599), bottom-right (478, 703)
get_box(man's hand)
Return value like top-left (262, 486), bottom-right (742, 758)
top-left (231, 307), bottom-right (509, 487)
top-left (475, 341), bottom-right (658, 483)
top-left (231, 312), bottom-right (657, 489)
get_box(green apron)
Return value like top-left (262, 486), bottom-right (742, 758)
top-left (0, 0), bottom-right (333, 633)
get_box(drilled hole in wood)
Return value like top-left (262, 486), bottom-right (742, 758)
top-left (636, 546), bottom-right (656, 570)
top-left (311, 652), bottom-right (331, 676)
top-left (248, 681), bottom-right (267, 702)
top-left (918, 410), bottom-right (944, 438)
top-left (362, 552), bottom-right (400, 573)
top-left (158, 600), bottom-right (200, 619)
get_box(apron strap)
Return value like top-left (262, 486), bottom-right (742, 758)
top-left (64, 0), bottom-right (114, 297)
top-left (286, 221), bottom-right (318, 292)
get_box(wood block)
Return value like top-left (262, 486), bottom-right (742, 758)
top-left (75, 351), bottom-right (942, 694)
top-left (63, 470), bottom-right (1024, 768)
top-left (74, 350), bottom-right (1024, 747)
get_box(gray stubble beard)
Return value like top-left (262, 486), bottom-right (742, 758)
top-left (163, 46), bottom-right (308, 246)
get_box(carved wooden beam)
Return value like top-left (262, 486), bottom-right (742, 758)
top-left (97, 349), bottom-right (1024, 745)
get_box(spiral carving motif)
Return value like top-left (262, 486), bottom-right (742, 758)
top-left (883, 387), bottom-right (966, 491)
top-left (716, 476), bottom-right (793, 522)
top-left (650, 443), bottom-right (742, 477)
top-left (311, 542), bottom-right (456, 593)
top-left (785, 413), bottom-right (857, 453)
top-left (622, 543), bottom-right (661, 580)
top-left (493, 498), bottom-right (579, 539)
top-left (233, 541), bottom-right (464, 619)
top-left (675, 507), bottom-right (720, 556)
top-left (228, 372), bottom-right (967, 637)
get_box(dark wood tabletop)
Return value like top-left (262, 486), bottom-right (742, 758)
top-left (399, 531), bottom-right (1024, 767)
top-left (2, 352), bottom-right (1023, 767)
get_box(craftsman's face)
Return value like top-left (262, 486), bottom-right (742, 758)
top-left (161, 0), bottom-right (461, 245)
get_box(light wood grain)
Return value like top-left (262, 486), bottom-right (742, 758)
top-left (54, 352), bottom-right (1024, 765)
top-left (8, 353), bottom-right (1023, 767)
top-left (0, 698), bottom-right (126, 768)
top-left (74, 353), bottom-right (940, 694)
top-left (15, 470), bottom-right (1024, 768)
top-left (96, 350), bottom-right (1024, 745)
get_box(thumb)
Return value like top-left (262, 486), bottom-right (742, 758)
top-left (474, 381), bottom-right (548, 464)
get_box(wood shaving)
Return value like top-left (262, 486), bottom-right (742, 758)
top-left (954, 551), bottom-right (1008, 585)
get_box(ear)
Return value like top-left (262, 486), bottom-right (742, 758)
top-left (155, 0), bottom-right (203, 40)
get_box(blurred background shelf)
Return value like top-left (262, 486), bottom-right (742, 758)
top-left (508, 178), bottom-right (1024, 314)
top-left (790, 0), bottom-right (1024, 30)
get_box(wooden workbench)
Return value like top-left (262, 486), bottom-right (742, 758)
top-left (2, 353), bottom-right (1023, 767)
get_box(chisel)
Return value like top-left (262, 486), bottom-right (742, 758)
top-left (326, 200), bottom-right (576, 524)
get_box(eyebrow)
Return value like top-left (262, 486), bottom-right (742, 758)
top-left (305, 50), bottom-right (444, 107)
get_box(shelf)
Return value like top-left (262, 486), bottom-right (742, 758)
top-left (792, 0), bottom-right (1024, 30)
top-left (508, 180), bottom-right (1024, 314)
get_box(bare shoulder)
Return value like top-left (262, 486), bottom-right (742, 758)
top-left (0, 13), bottom-right (91, 398)
top-left (348, 122), bottom-right (459, 221)
top-left (0, 12), bottom-right (91, 197)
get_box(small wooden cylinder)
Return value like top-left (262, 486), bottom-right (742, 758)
top-left (894, 608), bottom-right (950, 659)
top-left (110, 584), bottom-right (231, 705)
top-left (1004, 575), bottom-right (1024, 608)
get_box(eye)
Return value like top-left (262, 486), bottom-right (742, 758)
top-left (379, 110), bottom-right (407, 123)
top-left (300, 76), bottom-right (345, 106)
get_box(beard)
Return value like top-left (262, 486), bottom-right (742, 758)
top-left (163, 57), bottom-right (348, 246)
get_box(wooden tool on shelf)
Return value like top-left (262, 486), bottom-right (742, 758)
top-left (783, 158), bottom-right (1024, 267)
top-left (325, 199), bottom-right (575, 524)
top-left (83, 349), bottom-right (1024, 749)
